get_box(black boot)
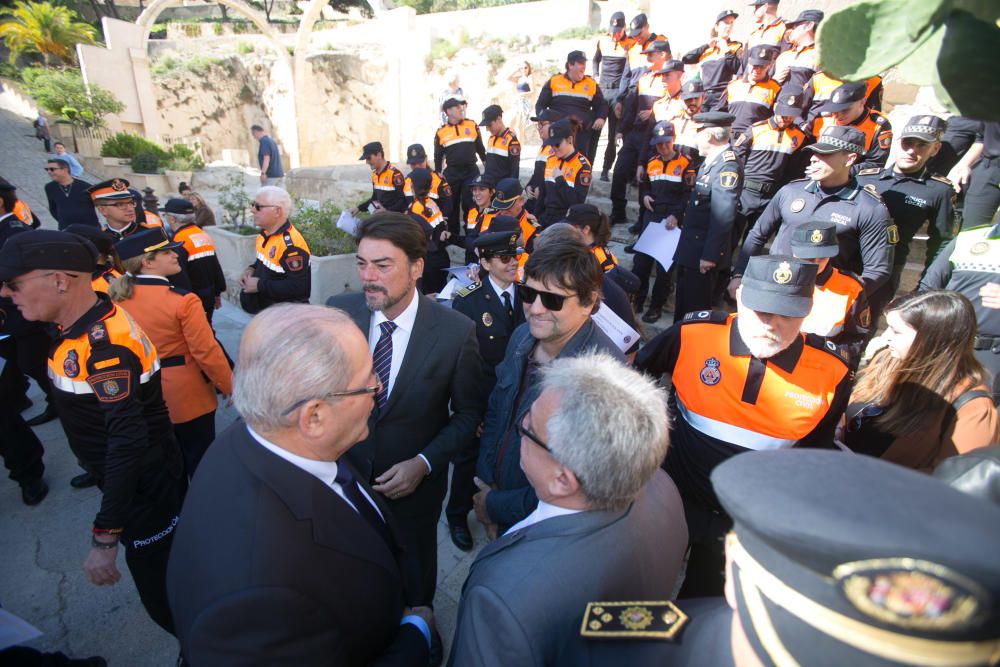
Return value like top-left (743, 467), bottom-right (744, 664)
top-left (71, 472), bottom-right (98, 489)
top-left (20, 478), bottom-right (49, 506)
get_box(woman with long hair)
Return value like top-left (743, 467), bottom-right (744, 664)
top-left (845, 290), bottom-right (999, 471)
top-left (406, 168), bottom-right (451, 294)
top-left (185, 191), bottom-right (216, 227)
top-left (109, 228), bottom-right (233, 476)
top-left (537, 117), bottom-right (593, 227)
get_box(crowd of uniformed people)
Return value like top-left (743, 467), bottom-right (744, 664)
top-left (1, 1), bottom-right (1000, 664)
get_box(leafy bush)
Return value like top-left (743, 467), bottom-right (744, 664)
top-left (185, 54), bottom-right (223, 74)
top-left (290, 199), bottom-right (356, 256)
top-left (101, 132), bottom-right (170, 161)
top-left (486, 48), bottom-right (505, 68)
top-left (236, 41), bottom-right (254, 54)
top-left (218, 172), bottom-right (252, 228)
top-left (555, 26), bottom-right (600, 40)
top-left (165, 143), bottom-right (205, 171)
top-left (131, 151), bottom-right (162, 174)
top-left (21, 67), bottom-right (123, 128)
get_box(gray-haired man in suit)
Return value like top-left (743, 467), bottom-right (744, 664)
top-left (448, 352), bottom-right (689, 666)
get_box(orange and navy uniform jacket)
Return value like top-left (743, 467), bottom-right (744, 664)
top-left (669, 111), bottom-right (703, 165)
top-left (142, 210), bottom-right (165, 229)
top-left (621, 72), bottom-right (668, 138)
top-left (636, 310), bottom-right (851, 511)
top-left (527, 145), bottom-right (556, 209)
top-left (592, 245), bottom-right (617, 272)
top-left (641, 91), bottom-right (685, 163)
top-left (803, 73), bottom-right (883, 131)
top-left (465, 204), bottom-right (492, 245)
top-left (407, 196), bottom-right (448, 253)
top-left (47, 294), bottom-right (183, 538)
top-left (741, 17), bottom-right (786, 73)
top-left (733, 117), bottom-right (807, 188)
top-left (536, 150), bottom-right (593, 226)
top-left (800, 264), bottom-right (870, 357)
top-left (118, 275), bottom-right (232, 424)
top-left (242, 221), bottom-right (311, 313)
top-left (172, 222), bottom-right (226, 305)
top-left (723, 76), bottom-right (781, 136)
top-left (483, 128), bottom-right (522, 184)
top-left (640, 151), bottom-right (693, 220)
top-left (593, 33), bottom-right (635, 100)
top-left (622, 32), bottom-right (669, 89)
top-left (357, 162), bottom-right (407, 213)
top-left (774, 43), bottom-right (817, 93)
top-left (479, 209), bottom-right (539, 253)
top-left (812, 108), bottom-right (893, 175)
top-left (404, 169), bottom-right (453, 219)
top-left (91, 265), bottom-right (121, 294)
top-left (103, 220), bottom-right (159, 243)
top-left (434, 120), bottom-right (487, 177)
top-left (12, 199), bottom-right (40, 228)
top-left (534, 73), bottom-right (609, 129)
top-left (682, 39), bottom-right (743, 107)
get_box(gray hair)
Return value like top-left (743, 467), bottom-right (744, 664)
top-left (233, 304), bottom-right (354, 431)
top-left (169, 212), bottom-right (196, 226)
top-left (256, 185), bottom-right (293, 218)
top-left (541, 352), bottom-right (669, 511)
top-left (534, 222), bottom-right (582, 250)
top-left (707, 126), bottom-right (731, 143)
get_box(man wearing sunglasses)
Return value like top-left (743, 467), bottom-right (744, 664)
top-left (450, 353), bottom-right (687, 665)
top-left (44, 158), bottom-right (99, 230)
top-left (168, 304), bottom-right (434, 666)
top-left (475, 236), bottom-right (624, 537)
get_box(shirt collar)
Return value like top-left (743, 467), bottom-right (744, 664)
top-left (815, 262), bottom-right (834, 287)
top-left (246, 424), bottom-right (340, 489)
top-left (728, 315), bottom-right (804, 373)
top-left (505, 499), bottom-right (583, 535)
top-left (487, 274), bottom-right (515, 300)
top-left (259, 220), bottom-right (291, 240)
top-left (891, 166), bottom-right (928, 183)
top-left (134, 274), bottom-right (171, 285)
top-left (105, 221), bottom-right (135, 237)
top-left (371, 287), bottom-right (420, 334)
top-left (60, 292), bottom-right (114, 340)
top-left (804, 178), bottom-right (861, 201)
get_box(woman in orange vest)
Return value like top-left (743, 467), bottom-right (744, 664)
top-left (464, 175), bottom-right (495, 263)
top-left (108, 228), bottom-right (233, 476)
top-left (64, 223), bottom-right (122, 294)
top-left (407, 168), bottom-right (451, 295)
top-left (563, 204), bottom-right (640, 301)
top-left (845, 290), bottom-right (999, 471)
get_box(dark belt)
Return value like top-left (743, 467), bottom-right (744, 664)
top-left (974, 334), bottom-right (1000, 352)
top-left (160, 355), bottom-right (185, 368)
top-left (743, 179), bottom-right (775, 195)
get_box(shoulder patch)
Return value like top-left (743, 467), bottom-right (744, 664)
top-left (681, 310), bottom-right (728, 325)
top-left (861, 184), bottom-right (883, 201)
top-left (734, 133), bottom-right (748, 147)
top-left (930, 174), bottom-right (954, 187)
top-left (580, 601), bottom-right (688, 640)
top-left (87, 369), bottom-right (132, 403)
top-left (857, 167), bottom-right (882, 176)
top-left (455, 282), bottom-right (481, 298)
top-left (804, 333), bottom-right (850, 365)
top-left (722, 150), bottom-right (737, 162)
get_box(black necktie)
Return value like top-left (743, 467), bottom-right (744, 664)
top-left (502, 291), bottom-right (514, 321)
top-left (335, 461), bottom-right (392, 547)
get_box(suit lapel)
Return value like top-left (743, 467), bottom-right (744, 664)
top-left (343, 293), bottom-right (372, 337)
top-left (379, 295), bottom-right (439, 419)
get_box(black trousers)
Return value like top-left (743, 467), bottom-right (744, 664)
top-left (963, 156), bottom-right (1000, 229)
top-left (443, 169), bottom-right (479, 240)
top-left (9, 331), bottom-right (54, 408)
top-left (0, 340), bottom-right (45, 485)
top-left (576, 128), bottom-right (596, 164)
top-left (124, 541), bottom-right (176, 635)
top-left (633, 253), bottom-right (675, 312)
top-left (676, 499), bottom-right (732, 599)
top-left (589, 109), bottom-right (620, 173)
top-left (173, 411), bottom-right (216, 478)
top-left (610, 133), bottom-right (644, 220)
top-left (395, 508), bottom-right (440, 607)
top-left (445, 445), bottom-right (478, 525)
top-left (674, 266), bottom-right (718, 323)
top-left (420, 249), bottom-right (451, 295)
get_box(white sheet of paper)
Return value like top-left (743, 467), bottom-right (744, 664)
top-left (0, 608), bottom-right (42, 650)
top-left (442, 265), bottom-right (476, 288)
top-left (336, 211), bottom-right (362, 236)
top-left (591, 306), bottom-right (641, 353)
top-left (437, 279), bottom-right (458, 301)
top-left (633, 222), bottom-right (681, 272)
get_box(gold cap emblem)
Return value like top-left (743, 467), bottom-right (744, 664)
top-left (111, 179), bottom-right (127, 192)
top-left (772, 261), bottom-right (793, 284)
top-left (810, 229), bottom-right (824, 244)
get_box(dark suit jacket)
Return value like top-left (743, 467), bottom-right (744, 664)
top-left (326, 291), bottom-right (485, 520)
top-left (447, 470), bottom-right (689, 666)
top-left (166, 422), bottom-right (429, 666)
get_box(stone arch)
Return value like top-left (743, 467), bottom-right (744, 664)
top-left (136, 0), bottom-right (300, 168)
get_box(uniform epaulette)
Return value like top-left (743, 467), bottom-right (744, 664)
top-left (580, 601), bottom-right (688, 640)
top-left (860, 184), bottom-right (883, 201)
top-left (873, 112), bottom-right (888, 125)
top-left (168, 286), bottom-right (191, 296)
top-left (681, 310), bottom-right (728, 325)
top-left (856, 167), bottom-right (882, 176)
top-left (455, 282), bottom-right (481, 298)
top-left (837, 268), bottom-right (864, 288)
top-left (804, 333), bottom-right (850, 365)
top-left (722, 150), bottom-right (738, 162)
top-left (930, 173), bottom-right (954, 187)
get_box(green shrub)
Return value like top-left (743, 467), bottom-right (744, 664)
top-left (236, 41), bottom-right (254, 54)
top-left (185, 54), bottom-right (223, 74)
top-left (555, 26), bottom-right (599, 40)
top-left (290, 199), bottom-right (355, 256)
top-left (101, 132), bottom-right (170, 162)
top-left (151, 56), bottom-right (179, 75)
top-left (486, 48), bottom-right (505, 68)
top-left (218, 172), bottom-right (251, 228)
top-left (165, 143), bottom-right (205, 171)
top-left (21, 67), bottom-right (123, 128)
top-left (213, 23), bottom-right (223, 35)
top-left (131, 151), bottom-right (162, 174)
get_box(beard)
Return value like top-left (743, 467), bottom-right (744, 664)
top-left (737, 315), bottom-right (789, 360)
top-left (363, 281), bottom-right (411, 313)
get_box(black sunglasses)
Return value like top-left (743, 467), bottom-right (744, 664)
top-left (251, 202), bottom-right (280, 211)
top-left (516, 418), bottom-right (550, 453)
top-left (516, 283), bottom-right (572, 311)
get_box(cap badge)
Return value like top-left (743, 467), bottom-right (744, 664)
top-left (772, 261), bottom-right (793, 284)
top-left (788, 95), bottom-right (796, 105)
top-left (700, 357), bottom-right (721, 386)
top-left (834, 559), bottom-right (985, 631)
top-left (920, 116), bottom-right (931, 125)
top-left (111, 179), bottom-right (127, 192)
top-left (810, 229), bottom-right (824, 244)
top-left (482, 312), bottom-right (493, 327)
top-left (790, 198), bottom-right (806, 213)
top-left (758, 48), bottom-right (766, 58)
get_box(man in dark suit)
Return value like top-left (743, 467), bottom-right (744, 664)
top-left (167, 304), bottom-right (433, 665)
top-left (328, 212), bottom-right (484, 611)
top-left (448, 353), bottom-right (688, 665)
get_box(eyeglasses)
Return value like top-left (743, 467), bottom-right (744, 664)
top-left (1, 271), bottom-right (61, 292)
top-left (516, 283), bottom-right (573, 311)
top-left (251, 202), bottom-right (279, 211)
top-left (44, 167), bottom-right (64, 172)
top-left (99, 201), bottom-right (135, 210)
top-left (485, 253), bottom-right (521, 265)
top-left (280, 374), bottom-right (382, 416)
top-left (516, 417), bottom-right (551, 453)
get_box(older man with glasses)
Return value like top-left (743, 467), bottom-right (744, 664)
top-left (44, 158), bottom-right (99, 230)
top-left (474, 235), bottom-right (624, 538)
top-left (238, 185), bottom-right (311, 314)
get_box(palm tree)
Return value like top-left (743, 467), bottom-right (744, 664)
top-left (0, 1), bottom-right (97, 66)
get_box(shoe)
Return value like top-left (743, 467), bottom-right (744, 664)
top-left (627, 222), bottom-right (641, 235)
top-left (624, 244), bottom-right (635, 254)
top-left (70, 472), bottom-right (97, 489)
top-left (20, 478), bottom-right (48, 506)
top-left (600, 170), bottom-right (610, 182)
top-left (448, 519), bottom-right (474, 552)
top-left (25, 404), bottom-right (58, 427)
top-left (642, 307), bottom-right (663, 323)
